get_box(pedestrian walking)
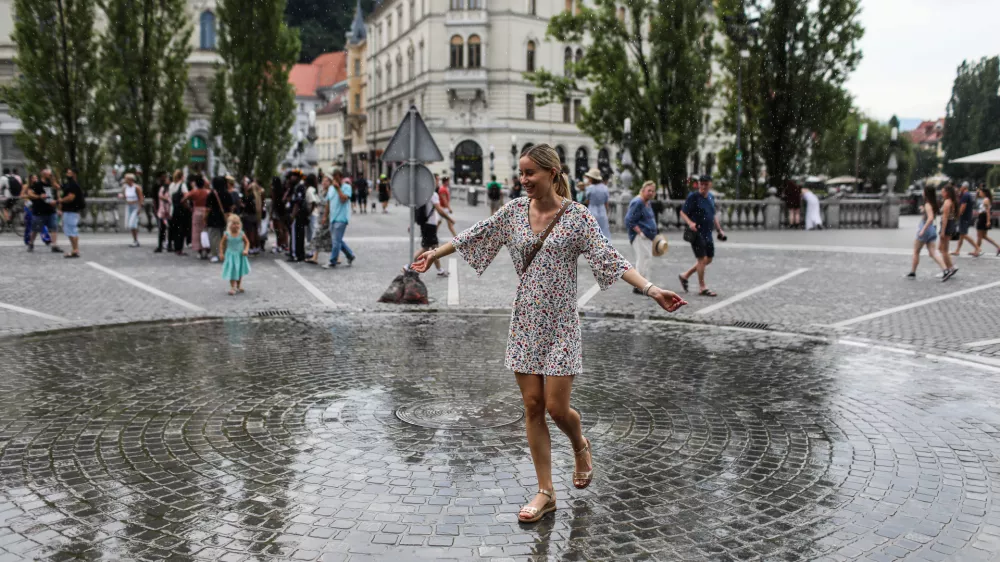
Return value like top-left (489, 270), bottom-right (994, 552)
top-left (952, 181), bottom-right (980, 256)
top-left (305, 173), bottom-right (321, 256)
top-left (582, 168), bottom-right (611, 239)
top-left (167, 170), bottom-right (189, 256)
top-left (182, 175), bottom-right (210, 259)
top-left (938, 184), bottom-right (959, 280)
top-left (376, 173), bottom-right (391, 213)
top-left (907, 185), bottom-right (950, 279)
top-left (155, 172), bottom-right (171, 253)
top-left (121, 173), bottom-right (144, 247)
top-left (289, 171), bottom-right (308, 262)
top-left (486, 174), bottom-right (504, 216)
top-left (219, 214), bottom-right (251, 295)
top-left (1, 168), bottom-right (20, 225)
top-left (206, 176), bottom-right (231, 263)
top-left (784, 179), bottom-right (802, 228)
top-left (411, 179), bottom-right (454, 277)
top-left (241, 178), bottom-right (264, 255)
top-left (436, 175), bottom-right (457, 237)
top-left (270, 177), bottom-right (289, 253)
top-left (323, 171), bottom-right (356, 269)
top-left (25, 169), bottom-right (62, 253)
top-left (678, 176), bottom-right (726, 297)
top-left (57, 167), bottom-right (84, 258)
top-left (972, 185), bottom-right (1000, 257)
top-left (410, 143), bottom-right (686, 523)
top-left (625, 181), bottom-right (659, 292)
top-left (510, 176), bottom-right (522, 199)
top-left (355, 170), bottom-right (370, 214)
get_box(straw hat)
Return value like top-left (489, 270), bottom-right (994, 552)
top-left (652, 233), bottom-right (669, 257)
top-left (584, 168), bottom-right (603, 182)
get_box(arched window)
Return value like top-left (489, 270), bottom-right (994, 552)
top-left (396, 55), bottom-right (402, 85)
top-left (407, 49), bottom-right (415, 80)
top-left (419, 42), bottom-right (424, 74)
top-left (706, 153), bottom-right (716, 177)
top-left (386, 62), bottom-right (392, 90)
top-left (199, 11), bottom-right (216, 50)
top-left (563, 47), bottom-right (573, 77)
top-left (556, 145), bottom-right (566, 165)
top-left (467, 35), bottom-right (482, 68)
top-left (449, 35), bottom-right (464, 68)
top-left (618, 7), bottom-right (626, 22)
top-left (526, 41), bottom-right (536, 72)
top-left (409, 0), bottom-right (415, 26)
top-left (574, 147), bottom-right (588, 180)
top-left (692, 152), bottom-right (701, 176)
top-left (575, 48), bottom-right (584, 77)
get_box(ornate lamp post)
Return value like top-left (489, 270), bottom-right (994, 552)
top-left (619, 118), bottom-right (634, 193)
top-left (887, 115), bottom-right (900, 193)
top-left (489, 145), bottom-right (495, 174)
top-left (511, 135), bottom-right (518, 179)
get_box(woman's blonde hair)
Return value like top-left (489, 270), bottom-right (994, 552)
top-left (226, 214), bottom-right (242, 230)
top-left (522, 143), bottom-right (570, 199)
top-left (173, 169), bottom-right (183, 182)
top-left (641, 180), bottom-right (656, 192)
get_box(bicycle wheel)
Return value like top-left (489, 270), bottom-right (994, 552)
top-left (11, 208), bottom-right (23, 237)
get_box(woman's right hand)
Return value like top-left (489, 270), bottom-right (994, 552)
top-left (411, 250), bottom-right (437, 273)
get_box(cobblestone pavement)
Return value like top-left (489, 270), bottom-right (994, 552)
top-left (2, 315), bottom-right (1000, 561)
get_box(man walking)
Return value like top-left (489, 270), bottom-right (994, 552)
top-left (355, 170), bottom-right (369, 214)
top-left (625, 180), bottom-right (658, 294)
top-left (436, 175), bottom-right (457, 237)
top-left (25, 169), bottom-right (62, 253)
top-left (678, 176), bottom-right (725, 297)
top-left (486, 174), bottom-right (504, 215)
top-left (288, 171), bottom-right (308, 262)
top-left (56, 167), bottom-right (84, 258)
top-left (952, 181), bottom-right (981, 256)
top-left (376, 174), bottom-right (391, 213)
top-left (323, 170), bottom-right (356, 268)
top-left (412, 185), bottom-right (454, 277)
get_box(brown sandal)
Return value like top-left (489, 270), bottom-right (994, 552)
top-left (573, 438), bottom-right (594, 489)
top-left (517, 489), bottom-right (556, 523)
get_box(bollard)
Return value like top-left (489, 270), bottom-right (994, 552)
top-left (764, 187), bottom-right (782, 229)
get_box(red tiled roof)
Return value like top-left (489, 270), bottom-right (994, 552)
top-left (905, 118), bottom-right (945, 146)
top-left (288, 52), bottom-right (347, 98)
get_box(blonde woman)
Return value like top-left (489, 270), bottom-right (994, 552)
top-left (411, 144), bottom-right (687, 523)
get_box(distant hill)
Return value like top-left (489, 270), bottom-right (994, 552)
top-left (285, 0), bottom-right (376, 63)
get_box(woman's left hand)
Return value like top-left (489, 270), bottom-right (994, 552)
top-left (650, 287), bottom-right (687, 313)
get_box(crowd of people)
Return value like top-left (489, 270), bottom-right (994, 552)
top-left (909, 180), bottom-right (999, 281)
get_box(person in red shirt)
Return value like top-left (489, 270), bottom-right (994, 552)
top-left (436, 175), bottom-right (457, 237)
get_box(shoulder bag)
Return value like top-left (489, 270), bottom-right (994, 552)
top-left (524, 200), bottom-right (570, 272)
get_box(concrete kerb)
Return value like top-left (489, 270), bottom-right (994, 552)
top-left (5, 304), bottom-right (1000, 374)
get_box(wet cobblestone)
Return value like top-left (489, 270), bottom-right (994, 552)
top-left (1, 314), bottom-right (999, 560)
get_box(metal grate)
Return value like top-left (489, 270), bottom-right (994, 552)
top-left (256, 309), bottom-right (292, 317)
top-left (732, 321), bottom-right (770, 331)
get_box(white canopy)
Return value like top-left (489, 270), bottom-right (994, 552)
top-left (825, 175), bottom-right (859, 185)
top-left (950, 148), bottom-right (1000, 165)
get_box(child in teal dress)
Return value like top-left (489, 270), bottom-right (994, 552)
top-left (220, 214), bottom-right (251, 295)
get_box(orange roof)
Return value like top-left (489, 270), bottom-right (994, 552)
top-left (289, 52), bottom-right (347, 98)
top-left (905, 118), bottom-right (945, 146)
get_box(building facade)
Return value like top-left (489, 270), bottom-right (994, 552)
top-left (286, 52), bottom-right (348, 172)
top-left (365, 0), bottom-right (612, 186)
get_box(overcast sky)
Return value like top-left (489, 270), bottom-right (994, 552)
top-left (845, 0), bottom-right (1000, 124)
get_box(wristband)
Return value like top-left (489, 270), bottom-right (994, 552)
top-left (642, 282), bottom-right (654, 296)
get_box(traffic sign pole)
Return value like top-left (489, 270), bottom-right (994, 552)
top-left (408, 107), bottom-right (416, 261)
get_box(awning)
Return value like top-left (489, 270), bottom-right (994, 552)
top-left (950, 147), bottom-right (1000, 165)
top-left (825, 175), bottom-right (859, 185)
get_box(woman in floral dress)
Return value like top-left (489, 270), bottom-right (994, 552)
top-left (412, 144), bottom-right (687, 523)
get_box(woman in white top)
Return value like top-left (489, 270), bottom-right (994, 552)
top-left (121, 173), bottom-right (144, 247)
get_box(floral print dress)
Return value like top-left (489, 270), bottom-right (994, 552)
top-left (452, 197), bottom-right (631, 376)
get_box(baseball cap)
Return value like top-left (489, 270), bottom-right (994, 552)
top-left (700, 175), bottom-right (713, 182)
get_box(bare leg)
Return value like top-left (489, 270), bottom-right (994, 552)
top-left (70, 236), bottom-right (79, 255)
top-left (926, 243), bottom-right (948, 271)
top-left (696, 257), bottom-right (712, 291)
top-left (964, 234), bottom-right (981, 255)
top-left (515, 373), bottom-right (553, 515)
top-left (982, 232), bottom-right (1000, 252)
top-left (544, 376), bottom-right (591, 488)
top-left (939, 239), bottom-right (953, 270)
top-left (911, 240), bottom-right (923, 273)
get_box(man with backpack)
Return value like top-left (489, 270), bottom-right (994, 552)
top-left (412, 187), bottom-right (455, 277)
top-left (486, 174), bottom-right (503, 216)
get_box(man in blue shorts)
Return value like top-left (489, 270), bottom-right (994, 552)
top-left (678, 175), bottom-right (725, 297)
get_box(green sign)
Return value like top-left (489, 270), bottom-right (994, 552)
top-left (190, 136), bottom-right (207, 150)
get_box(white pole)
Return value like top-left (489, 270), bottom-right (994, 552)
top-left (408, 107), bottom-right (416, 262)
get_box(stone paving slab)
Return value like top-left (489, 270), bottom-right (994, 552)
top-left (1, 314), bottom-right (1000, 561)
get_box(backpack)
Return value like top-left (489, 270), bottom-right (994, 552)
top-left (487, 182), bottom-right (501, 200)
top-left (7, 175), bottom-right (21, 198)
top-left (414, 200), bottom-right (431, 225)
top-left (171, 187), bottom-right (185, 208)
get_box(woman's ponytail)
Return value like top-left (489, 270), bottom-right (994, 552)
top-left (554, 173), bottom-right (571, 199)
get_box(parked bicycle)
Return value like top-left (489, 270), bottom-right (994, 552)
top-left (0, 199), bottom-right (24, 237)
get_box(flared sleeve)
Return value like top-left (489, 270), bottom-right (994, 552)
top-left (582, 209), bottom-right (631, 290)
top-left (451, 200), bottom-right (513, 275)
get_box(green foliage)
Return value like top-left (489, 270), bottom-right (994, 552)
top-left (810, 112), bottom-right (915, 191)
top-left (211, 0), bottom-right (300, 180)
top-left (285, 0), bottom-right (375, 62)
top-left (527, 0), bottom-right (714, 198)
top-left (100, 0), bottom-right (192, 196)
top-left (2, 0), bottom-right (106, 191)
top-left (716, 0), bottom-right (864, 190)
top-left (913, 147), bottom-right (941, 180)
top-left (942, 57), bottom-right (1000, 181)
top-left (987, 167), bottom-right (1000, 190)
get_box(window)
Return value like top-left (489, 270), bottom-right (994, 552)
top-left (396, 7), bottom-right (403, 36)
top-left (388, 105), bottom-right (393, 125)
top-left (199, 11), bottom-right (216, 50)
top-left (528, 0), bottom-right (536, 15)
top-left (526, 94), bottom-right (535, 120)
top-left (469, 0), bottom-right (482, 8)
top-left (407, 49), bottom-right (414, 80)
top-left (354, 94), bottom-right (360, 111)
top-left (387, 14), bottom-right (393, 40)
top-left (375, 68), bottom-right (382, 93)
top-left (564, 47), bottom-right (573, 77)
top-left (618, 7), bottom-right (626, 22)
top-left (467, 35), bottom-right (481, 68)
top-left (526, 41), bottom-right (536, 72)
top-left (573, 99), bottom-right (582, 123)
top-left (450, 0), bottom-right (462, 8)
top-left (563, 100), bottom-right (571, 123)
top-left (419, 42), bottom-right (424, 74)
top-left (378, 110), bottom-right (383, 130)
top-left (354, 59), bottom-right (361, 76)
top-left (409, 0), bottom-right (415, 26)
top-left (396, 55), bottom-right (402, 85)
top-left (420, 92), bottom-right (426, 115)
top-left (450, 35), bottom-right (464, 68)
top-left (386, 62), bottom-right (392, 90)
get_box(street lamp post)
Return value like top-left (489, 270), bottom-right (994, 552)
top-left (887, 115), bottom-right (900, 193)
top-left (620, 118), bottom-right (634, 193)
top-left (511, 134), bottom-right (518, 179)
top-left (489, 145), bottom-right (495, 175)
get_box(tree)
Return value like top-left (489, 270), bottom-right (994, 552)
top-left (285, 0), bottom-right (376, 62)
top-left (2, 0), bottom-right (106, 190)
top-left (809, 111), bottom-right (915, 191)
top-left (527, 0), bottom-right (714, 198)
top-left (211, 0), bottom-right (300, 180)
top-left (717, 0), bottom-right (863, 192)
top-left (943, 57), bottom-right (1000, 181)
top-left (100, 0), bottom-right (192, 197)
top-left (913, 147), bottom-right (941, 180)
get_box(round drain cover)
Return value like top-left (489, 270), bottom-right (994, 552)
top-left (395, 399), bottom-right (524, 430)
